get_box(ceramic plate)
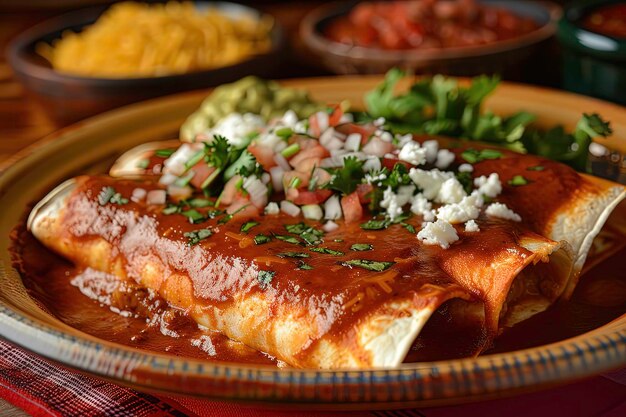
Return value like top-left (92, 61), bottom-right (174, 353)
top-left (0, 76), bottom-right (624, 408)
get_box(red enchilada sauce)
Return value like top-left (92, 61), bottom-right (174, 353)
top-left (583, 3), bottom-right (626, 39)
top-left (11, 206), bottom-right (626, 365)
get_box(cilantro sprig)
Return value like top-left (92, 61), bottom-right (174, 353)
top-left (364, 70), bottom-right (612, 171)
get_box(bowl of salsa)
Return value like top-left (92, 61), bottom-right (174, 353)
top-left (558, 0), bottom-right (626, 105)
top-left (300, 0), bottom-right (561, 79)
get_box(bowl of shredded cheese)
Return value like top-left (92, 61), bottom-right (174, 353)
top-left (8, 1), bottom-right (283, 124)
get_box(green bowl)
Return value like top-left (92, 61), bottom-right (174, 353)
top-left (558, 0), bottom-right (626, 105)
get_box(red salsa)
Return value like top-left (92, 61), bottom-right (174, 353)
top-left (324, 0), bottom-right (539, 50)
top-left (583, 3), bottom-right (626, 39)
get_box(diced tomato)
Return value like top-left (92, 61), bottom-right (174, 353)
top-left (335, 123), bottom-right (377, 144)
top-left (219, 175), bottom-right (245, 206)
top-left (290, 146), bottom-right (329, 169)
top-left (356, 183), bottom-right (374, 204)
top-left (282, 171), bottom-right (309, 191)
top-left (294, 157), bottom-right (322, 174)
top-left (309, 114), bottom-right (321, 137)
top-left (248, 143), bottom-right (276, 170)
top-left (227, 198), bottom-right (259, 221)
top-left (293, 189), bottom-right (333, 205)
top-left (189, 162), bottom-right (216, 189)
top-left (341, 192), bottom-right (363, 224)
top-left (382, 157), bottom-right (412, 170)
top-left (328, 105), bottom-right (344, 127)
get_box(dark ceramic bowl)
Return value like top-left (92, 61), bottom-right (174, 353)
top-left (558, 0), bottom-right (626, 105)
top-left (7, 2), bottom-right (284, 125)
top-left (300, 0), bottom-right (561, 79)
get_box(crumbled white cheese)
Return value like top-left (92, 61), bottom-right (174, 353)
top-left (364, 171), bottom-right (387, 185)
top-left (264, 202), bottom-right (279, 215)
top-left (436, 194), bottom-right (483, 224)
top-left (408, 168), bottom-right (454, 200)
top-left (373, 117), bottom-right (386, 126)
top-left (464, 220), bottom-right (480, 232)
top-left (458, 163), bottom-right (474, 173)
top-left (435, 149), bottom-right (456, 170)
top-left (380, 187), bottom-right (404, 221)
top-left (207, 113), bottom-right (264, 148)
top-left (396, 185), bottom-right (416, 204)
top-left (398, 141), bottom-right (427, 166)
top-left (396, 133), bottom-right (414, 148)
top-left (410, 193), bottom-right (432, 217)
top-left (436, 177), bottom-right (467, 204)
top-left (422, 140), bottom-right (439, 164)
top-left (485, 202), bottom-right (522, 222)
top-left (474, 173), bottom-right (502, 198)
top-left (417, 219), bottom-right (459, 249)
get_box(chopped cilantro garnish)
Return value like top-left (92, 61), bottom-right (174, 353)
top-left (162, 204), bottom-right (180, 215)
top-left (297, 262), bottom-right (314, 270)
top-left (310, 247), bottom-right (344, 256)
top-left (98, 186), bottom-right (128, 206)
top-left (240, 221), bottom-right (259, 234)
top-left (155, 149), bottom-right (175, 158)
top-left (401, 223), bottom-right (416, 234)
top-left (174, 171), bottom-right (194, 187)
top-left (288, 177), bottom-right (302, 189)
top-left (360, 219), bottom-right (389, 230)
top-left (187, 198), bottom-right (213, 208)
top-left (275, 127), bottom-right (294, 139)
top-left (257, 270), bottom-right (275, 289)
top-left (455, 171), bottom-right (474, 194)
top-left (461, 149), bottom-right (502, 164)
top-left (277, 252), bottom-right (310, 258)
top-left (285, 223), bottom-right (307, 234)
top-left (254, 234), bottom-right (271, 245)
top-left (285, 223), bottom-right (324, 245)
top-left (181, 209), bottom-right (206, 224)
top-left (527, 165), bottom-right (545, 171)
top-left (341, 259), bottom-right (395, 272)
top-left (351, 243), bottom-right (373, 251)
top-left (324, 156), bottom-right (364, 195)
top-left (274, 235), bottom-right (301, 245)
top-left (184, 150), bottom-right (205, 170)
top-left (508, 175), bottom-right (530, 186)
top-left (137, 159), bottom-right (150, 169)
top-left (184, 228), bottom-right (212, 246)
top-left (381, 163), bottom-right (411, 189)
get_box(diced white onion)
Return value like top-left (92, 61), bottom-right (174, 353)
top-left (362, 138), bottom-right (388, 157)
top-left (316, 112), bottom-right (329, 132)
top-left (363, 157), bottom-right (381, 172)
top-left (243, 176), bottom-right (268, 209)
top-left (264, 202), bottom-right (280, 215)
top-left (269, 166), bottom-right (285, 192)
top-left (159, 173), bottom-right (178, 186)
top-left (146, 189), bottom-right (167, 205)
top-left (166, 185), bottom-right (192, 201)
top-left (163, 144), bottom-right (197, 176)
top-left (324, 195), bottom-right (342, 220)
top-left (280, 200), bottom-right (301, 217)
top-left (131, 188), bottom-right (147, 203)
top-left (302, 204), bottom-right (323, 221)
top-left (261, 172), bottom-right (271, 185)
top-left (273, 153), bottom-right (291, 171)
top-left (323, 220), bottom-right (339, 232)
top-left (344, 133), bottom-right (361, 152)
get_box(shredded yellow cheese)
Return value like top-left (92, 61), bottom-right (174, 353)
top-left (38, 1), bottom-right (273, 78)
